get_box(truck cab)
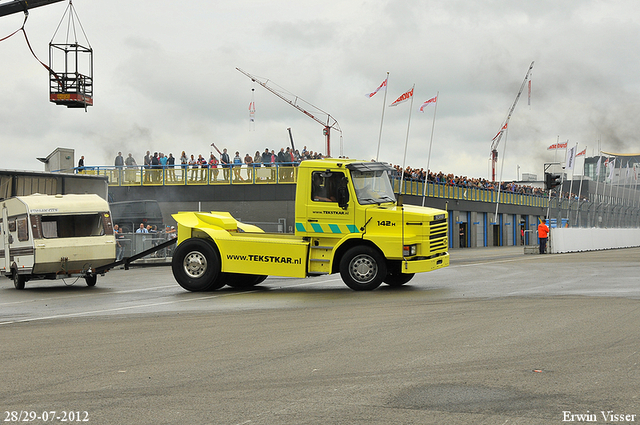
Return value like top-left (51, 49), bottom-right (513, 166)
top-left (171, 159), bottom-right (449, 292)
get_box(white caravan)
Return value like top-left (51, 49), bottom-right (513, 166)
top-left (1, 194), bottom-right (116, 289)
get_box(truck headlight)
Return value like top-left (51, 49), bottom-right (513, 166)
top-left (403, 244), bottom-right (417, 257)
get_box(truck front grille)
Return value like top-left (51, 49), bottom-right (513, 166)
top-left (429, 219), bottom-right (448, 252)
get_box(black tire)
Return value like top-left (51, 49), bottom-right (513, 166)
top-left (384, 272), bottom-right (415, 287)
top-left (339, 245), bottom-right (387, 291)
top-left (85, 273), bottom-right (97, 287)
top-left (171, 238), bottom-right (224, 291)
top-left (13, 271), bottom-right (25, 290)
top-left (223, 273), bottom-right (268, 289)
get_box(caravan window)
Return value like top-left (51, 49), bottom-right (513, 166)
top-left (38, 213), bottom-right (108, 239)
top-left (17, 217), bottom-right (29, 241)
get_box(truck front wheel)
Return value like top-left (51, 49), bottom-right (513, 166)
top-left (384, 272), bottom-right (415, 287)
top-left (172, 238), bottom-right (223, 291)
top-left (339, 246), bottom-right (387, 291)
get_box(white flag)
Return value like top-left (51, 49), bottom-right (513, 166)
top-left (608, 158), bottom-right (616, 181)
top-left (365, 77), bottom-right (388, 98)
top-left (595, 156), bottom-right (602, 177)
top-left (389, 87), bottom-right (414, 107)
top-left (565, 145), bottom-right (576, 170)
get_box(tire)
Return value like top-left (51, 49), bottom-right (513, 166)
top-left (339, 245), bottom-right (387, 291)
top-left (171, 238), bottom-right (224, 291)
top-left (384, 272), bottom-right (415, 287)
top-left (85, 273), bottom-right (97, 287)
top-left (13, 271), bottom-right (26, 290)
top-left (223, 273), bottom-right (267, 289)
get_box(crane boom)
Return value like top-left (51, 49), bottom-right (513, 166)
top-left (0, 0), bottom-right (65, 18)
top-left (490, 61), bottom-right (534, 182)
top-left (236, 67), bottom-right (341, 157)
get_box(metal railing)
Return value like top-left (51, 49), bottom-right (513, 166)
top-left (80, 164), bottom-right (553, 208)
top-left (115, 232), bottom-right (176, 263)
top-left (78, 164), bottom-right (299, 186)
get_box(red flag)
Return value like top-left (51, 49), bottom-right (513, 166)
top-left (365, 77), bottom-right (387, 98)
top-left (419, 95), bottom-right (437, 112)
top-left (389, 87), bottom-right (414, 107)
top-left (547, 142), bottom-right (568, 150)
top-left (576, 148), bottom-right (586, 156)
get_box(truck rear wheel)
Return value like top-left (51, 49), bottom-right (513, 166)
top-left (171, 238), bottom-right (223, 291)
top-left (384, 272), bottom-right (415, 287)
top-left (13, 271), bottom-right (26, 290)
top-left (339, 246), bottom-right (387, 291)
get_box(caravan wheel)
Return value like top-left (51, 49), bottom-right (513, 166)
top-left (13, 271), bottom-right (26, 290)
top-left (85, 274), bottom-right (97, 287)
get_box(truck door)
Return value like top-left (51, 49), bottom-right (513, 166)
top-left (296, 170), bottom-right (357, 237)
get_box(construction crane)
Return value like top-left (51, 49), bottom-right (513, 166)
top-left (0, 0), bottom-right (64, 17)
top-left (490, 61), bottom-right (534, 182)
top-left (236, 68), bottom-right (342, 157)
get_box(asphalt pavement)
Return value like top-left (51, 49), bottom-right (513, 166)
top-left (2, 246), bottom-right (639, 424)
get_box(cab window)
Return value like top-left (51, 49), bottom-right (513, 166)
top-left (311, 171), bottom-right (344, 203)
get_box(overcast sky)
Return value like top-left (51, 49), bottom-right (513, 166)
top-left (1, 0), bottom-right (638, 180)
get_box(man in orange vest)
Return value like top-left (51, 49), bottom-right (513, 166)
top-left (538, 218), bottom-right (550, 254)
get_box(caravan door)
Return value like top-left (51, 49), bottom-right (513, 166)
top-left (1, 204), bottom-right (10, 273)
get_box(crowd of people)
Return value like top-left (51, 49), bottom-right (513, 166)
top-left (388, 164), bottom-right (589, 201)
top-left (106, 146), bottom-right (587, 200)
top-left (109, 146), bottom-right (327, 183)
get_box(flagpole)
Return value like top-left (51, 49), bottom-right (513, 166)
top-left (592, 153), bottom-right (600, 227)
top-left (575, 145), bottom-right (586, 227)
top-left (399, 84), bottom-right (416, 196)
top-left (567, 142), bottom-right (577, 224)
top-left (422, 91), bottom-right (439, 207)
top-left (607, 157), bottom-right (616, 226)
top-left (375, 72), bottom-right (389, 162)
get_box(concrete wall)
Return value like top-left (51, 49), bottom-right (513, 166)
top-left (550, 228), bottom-right (640, 253)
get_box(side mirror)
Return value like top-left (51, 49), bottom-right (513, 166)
top-left (337, 180), bottom-right (349, 210)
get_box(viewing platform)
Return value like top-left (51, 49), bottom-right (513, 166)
top-left (78, 164), bottom-right (549, 209)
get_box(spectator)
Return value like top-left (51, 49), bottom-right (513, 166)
top-left (125, 153), bottom-right (137, 182)
top-left (244, 153), bottom-right (254, 180)
top-left (167, 153), bottom-right (176, 182)
top-left (220, 148), bottom-right (231, 182)
top-left (77, 155), bottom-right (85, 173)
top-left (233, 151), bottom-right (243, 181)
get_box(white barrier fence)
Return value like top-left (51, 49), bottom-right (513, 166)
top-left (550, 228), bottom-right (640, 254)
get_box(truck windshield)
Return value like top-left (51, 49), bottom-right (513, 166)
top-left (350, 169), bottom-right (396, 205)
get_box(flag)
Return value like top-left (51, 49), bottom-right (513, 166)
top-left (595, 156), bottom-right (602, 177)
top-left (547, 142), bottom-right (568, 150)
top-left (419, 95), bottom-right (437, 112)
top-left (565, 145), bottom-right (576, 170)
top-left (389, 87), bottom-right (413, 107)
top-left (576, 148), bottom-right (586, 156)
top-left (492, 122), bottom-right (508, 141)
top-left (608, 158), bottom-right (616, 181)
top-left (528, 79), bottom-right (532, 106)
top-left (249, 101), bottom-right (255, 123)
top-left (366, 77), bottom-right (388, 98)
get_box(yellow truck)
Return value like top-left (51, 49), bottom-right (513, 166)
top-left (171, 159), bottom-right (449, 291)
